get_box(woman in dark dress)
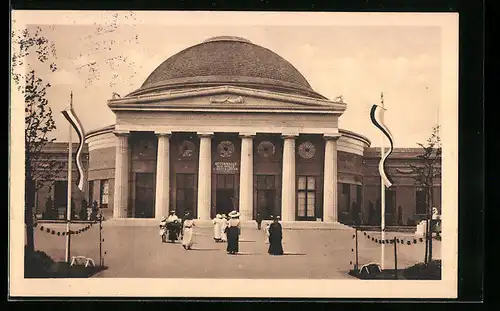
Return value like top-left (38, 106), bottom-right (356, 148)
top-left (226, 211), bottom-right (241, 254)
top-left (268, 216), bottom-right (284, 255)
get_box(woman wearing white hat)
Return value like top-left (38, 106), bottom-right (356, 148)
top-left (226, 210), bottom-right (241, 254)
top-left (212, 214), bottom-right (223, 242)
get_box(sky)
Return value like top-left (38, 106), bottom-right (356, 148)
top-left (12, 11), bottom-right (458, 147)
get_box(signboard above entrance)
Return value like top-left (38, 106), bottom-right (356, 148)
top-left (214, 161), bottom-right (239, 173)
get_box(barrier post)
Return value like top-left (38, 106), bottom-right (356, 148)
top-left (355, 227), bottom-right (359, 272)
top-left (393, 236), bottom-right (398, 279)
top-left (99, 212), bottom-right (103, 267)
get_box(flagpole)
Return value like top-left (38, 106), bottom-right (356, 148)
top-left (65, 91), bottom-right (73, 264)
top-left (380, 92), bottom-right (386, 270)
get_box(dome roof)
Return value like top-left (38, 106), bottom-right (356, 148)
top-left (128, 36), bottom-right (325, 99)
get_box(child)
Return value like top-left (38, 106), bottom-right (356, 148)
top-left (220, 214), bottom-right (228, 242)
top-left (159, 216), bottom-right (167, 243)
top-left (264, 223), bottom-right (271, 244)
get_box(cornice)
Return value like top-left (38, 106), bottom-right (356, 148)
top-left (108, 85), bottom-right (346, 115)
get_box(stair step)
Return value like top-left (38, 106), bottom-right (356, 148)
top-left (104, 218), bottom-right (354, 230)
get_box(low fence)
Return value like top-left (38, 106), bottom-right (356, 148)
top-left (348, 226), bottom-right (439, 279)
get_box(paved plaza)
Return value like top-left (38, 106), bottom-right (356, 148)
top-left (32, 221), bottom-right (441, 279)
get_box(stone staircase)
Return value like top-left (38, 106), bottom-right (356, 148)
top-left (103, 218), bottom-right (354, 230)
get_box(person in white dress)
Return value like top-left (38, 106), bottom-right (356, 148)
top-left (220, 214), bottom-right (228, 242)
top-left (264, 223), bottom-right (270, 244)
top-left (182, 214), bottom-right (195, 250)
top-left (213, 214), bottom-right (223, 242)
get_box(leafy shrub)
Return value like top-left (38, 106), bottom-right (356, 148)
top-left (24, 247), bottom-right (55, 278)
top-left (25, 246), bottom-right (106, 278)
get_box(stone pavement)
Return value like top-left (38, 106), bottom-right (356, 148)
top-left (32, 222), bottom-right (441, 279)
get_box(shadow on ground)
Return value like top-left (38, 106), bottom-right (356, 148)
top-left (25, 248), bottom-right (108, 278)
top-left (348, 260), bottom-right (442, 280)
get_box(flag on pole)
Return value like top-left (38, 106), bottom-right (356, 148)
top-left (370, 103), bottom-right (395, 188)
top-left (61, 106), bottom-right (86, 191)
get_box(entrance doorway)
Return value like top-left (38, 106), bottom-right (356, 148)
top-left (175, 173), bottom-right (196, 217)
top-left (135, 173), bottom-right (155, 218)
top-left (215, 174), bottom-right (236, 216)
top-left (256, 175), bottom-right (277, 220)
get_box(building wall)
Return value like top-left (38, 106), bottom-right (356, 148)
top-left (362, 148), bottom-right (442, 226)
top-left (33, 143), bottom-right (88, 219)
top-left (78, 129), bottom-right (441, 224)
top-left (115, 101), bottom-right (339, 135)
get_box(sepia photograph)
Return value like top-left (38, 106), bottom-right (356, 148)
top-left (9, 11), bottom-right (459, 298)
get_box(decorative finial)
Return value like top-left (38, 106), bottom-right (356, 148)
top-left (112, 92), bottom-right (121, 99)
top-left (380, 92), bottom-right (384, 108)
top-left (70, 91), bottom-right (73, 108)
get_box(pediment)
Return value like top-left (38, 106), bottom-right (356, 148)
top-left (108, 86), bottom-right (346, 114)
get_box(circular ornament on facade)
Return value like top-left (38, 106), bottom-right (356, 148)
top-left (217, 141), bottom-right (235, 158)
top-left (298, 141), bottom-right (316, 159)
top-left (179, 140), bottom-right (196, 158)
top-left (257, 141), bottom-right (276, 158)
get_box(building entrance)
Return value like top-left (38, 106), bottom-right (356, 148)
top-left (135, 173), bottom-right (155, 218)
top-left (256, 175), bottom-right (277, 220)
top-left (214, 174), bottom-right (237, 216)
top-left (175, 173), bottom-right (196, 217)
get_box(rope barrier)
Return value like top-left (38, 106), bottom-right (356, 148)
top-left (361, 230), bottom-right (425, 246)
top-left (38, 222), bottom-right (97, 237)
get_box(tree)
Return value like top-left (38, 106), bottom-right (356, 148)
top-left (397, 125), bottom-right (442, 263)
top-left (13, 13), bottom-right (141, 254)
top-left (12, 25), bottom-right (64, 254)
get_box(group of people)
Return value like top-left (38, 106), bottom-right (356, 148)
top-left (159, 209), bottom-right (284, 255)
top-left (159, 210), bottom-right (195, 250)
top-left (211, 210), bottom-right (241, 254)
top-left (212, 211), bottom-right (284, 255)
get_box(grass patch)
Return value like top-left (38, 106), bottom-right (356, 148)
top-left (403, 260), bottom-right (441, 280)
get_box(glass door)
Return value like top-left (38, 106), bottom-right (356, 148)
top-left (296, 176), bottom-right (316, 221)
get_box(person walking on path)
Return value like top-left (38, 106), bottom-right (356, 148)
top-left (264, 222), bottom-right (271, 244)
top-left (226, 211), bottom-right (241, 254)
top-left (213, 214), bottom-right (223, 242)
top-left (220, 214), bottom-right (228, 242)
top-left (159, 216), bottom-right (168, 243)
top-left (181, 214), bottom-right (196, 250)
top-left (256, 212), bottom-right (262, 230)
top-left (268, 216), bottom-right (284, 255)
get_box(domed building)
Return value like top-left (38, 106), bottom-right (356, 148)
top-left (37, 36), bottom-right (441, 227)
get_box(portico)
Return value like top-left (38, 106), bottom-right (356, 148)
top-left (108, 85), bottom-right (345, 222)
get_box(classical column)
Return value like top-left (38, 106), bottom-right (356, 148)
top-left (197, 132), bottom-right (213, 220)
top-left (155, 132), bottom-right (171, 219)
top-left (323, 134), bottom-right (341, 222)
top-left (113, 130), bottom-right (130, 218)
top-left (281, 134), bottom-right (297, 222)
top-left (239, 133), bottom-right (255, 221)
